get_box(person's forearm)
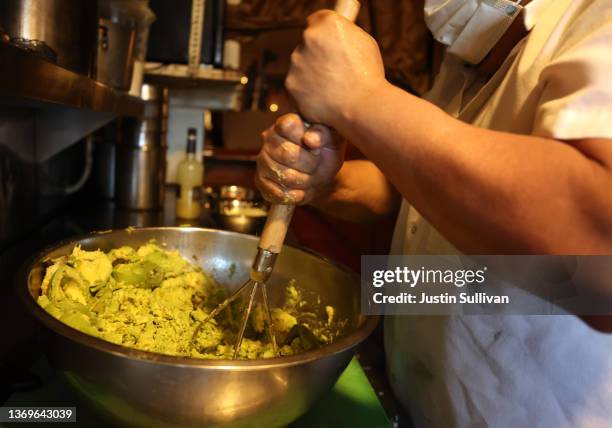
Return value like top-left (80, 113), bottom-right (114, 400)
top-left (334, 82), bottom-right (612, 254)
top-left (311, 160), bottom-right (400, 223)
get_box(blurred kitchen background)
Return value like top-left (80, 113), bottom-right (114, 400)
top-left (0, 0), bottom-right (436, 271)
top-left (0, 1), bottom-right (434, 421)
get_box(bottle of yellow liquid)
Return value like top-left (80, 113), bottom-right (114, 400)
top-left (176, 128), bottom-right (204, 219)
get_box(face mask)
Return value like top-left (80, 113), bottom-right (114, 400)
top-left (424, 0), bottom-right (524, 64)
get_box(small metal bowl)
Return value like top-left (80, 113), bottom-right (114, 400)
top-left (206, 186), bottom-right (269, 235)
top-left (218, 185), bottom-right (256, 200)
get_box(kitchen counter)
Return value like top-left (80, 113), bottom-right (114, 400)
top-left (43, 185), bottom-right (298, 244)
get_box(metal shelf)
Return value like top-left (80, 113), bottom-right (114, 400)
top-left (0, 42), bottom-right (144, 117)
top-left (144, 62), bottom-right (243, 88)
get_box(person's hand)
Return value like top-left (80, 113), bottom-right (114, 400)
top-left (255, 113), bottom-right (345, 205)
top-left (286, 10), bottom-right (387, 127)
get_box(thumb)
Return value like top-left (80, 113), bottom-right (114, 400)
top-left (302, 124), bottom-right (340, 154)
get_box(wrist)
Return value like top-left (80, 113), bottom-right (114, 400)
top-left (332, 79), bottom-right (393, 135)
top-left (309, 182), bottom-right (337, 211)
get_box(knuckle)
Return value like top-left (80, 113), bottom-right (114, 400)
top-left (303, 28), bottom-right (315, 44)
top-left (280, 142), bottom-right (298, 164)
top-left (268, 164), bottom-right (285, 184)
top-left (303, 130), bottom-right (322, 147)
top-left (328, 15), bottom-right (340, 25)
top-left (316, 10), bottom-right (334, 21)
top-left (296, 173), bottom-right (311, 189)
top-left (278, 120), bottom-right (301, 141)
top-left (291, 190), bottom-right (306, 205)
top-left (276, 114), bottom-right (296, 133)
top-left (324, 10), bottom-right (337, 18)
top-left (276, 123), bottom-right (289, 139)
top-left (307, 10), bottom-right (325, 26)
top-left (285, 75), bottom-right (297, 96)
top-left (264, 146), bottom-right (280, 164)
top-left (320, 10), bottom-right (339, 26)
top-left (283, 169), bottom-right (300, 186)
top-left (261, 130), bottom-right (276, 148)
top-left (268, 151), bottom-right (283, 167)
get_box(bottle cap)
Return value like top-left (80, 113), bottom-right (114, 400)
top-left (187, 128), bottom-right (197, 154)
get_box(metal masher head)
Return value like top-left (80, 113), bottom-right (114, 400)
top-left (191, 248), bottom-right (279, 359)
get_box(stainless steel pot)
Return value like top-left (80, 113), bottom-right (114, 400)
top-left (115, 85), bottom-right (168, 210)
top-left (115, 143), bottom-right (166, 210)
top-left (17, 227), bottom-right (378, 428)
top-left (0, 0), bottom-right (98, 75)
top-left (97, 0), bottom-right (155, 90)
top-left (97, 17), bottom-right (136, 90)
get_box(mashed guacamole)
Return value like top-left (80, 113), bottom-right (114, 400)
top-left (37, 242), bottom-right (343, 359)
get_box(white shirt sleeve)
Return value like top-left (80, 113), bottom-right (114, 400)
top-left (533, 0), bottom-right (612, 140)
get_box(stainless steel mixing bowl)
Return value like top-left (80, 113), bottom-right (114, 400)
top-left (16, 227), bottom-right (378, 428)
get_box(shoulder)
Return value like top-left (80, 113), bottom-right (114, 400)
top-left (538, 0), bottom-right (612, 86)
top-left (532, 0), bottom-right (612, 139)
top-left (552, 0), bottom-right (612, 58)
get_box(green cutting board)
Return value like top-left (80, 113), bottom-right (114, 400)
top-left (291, 358), bottom-right (392, 428)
